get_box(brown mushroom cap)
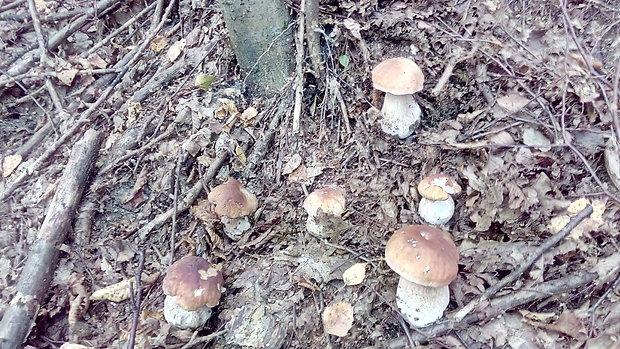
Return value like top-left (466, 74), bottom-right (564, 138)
top-left (303, 187), bottom-right (346, 217)
top-left (372, 58), bottom-right (425, 95)
top-left (208, 178), bottom-right (258, 218)
top-left (418, 173), bottom-right (462, 201)
top-left (162, 256), bottom-right (224, 310)
top-left (385, 225), bottom-right (458, 287)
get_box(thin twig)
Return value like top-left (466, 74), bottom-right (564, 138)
top-left (170, 150), bottom-right (183, 266)
top-left (136, 152), bottom-right (230, 239)
top-left (1, 0), bottom-right (178, 201)
top-left (26, 0), bottom-right (48, 64)
top-left (321, 239), bottom-right (378, 269)
top-left (126, 251), bottom-right (145, 349)
top-left (292, 0), bottom-right (306, 134)
top-left (389, 269), bottom-right (598, 347)
top-left (86, 1), bottom-right (157, 57)
top-left (485, 204), bottom-right (593, 299)
top-left (178, 329), bottom-right (227, 349)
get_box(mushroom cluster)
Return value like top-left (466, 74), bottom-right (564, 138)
top-left (208, 178), bottom-right (258, 240)
top-left (302, 187), bottom-right (346, 237)
top-left (417, 173), bottom-right (461, 225)
top-left (385, 225), bottom-right (459, 327)
top-left (372, 57), bottom-right (425, 139)
top-left (162, 256), bottom-right (224, 329)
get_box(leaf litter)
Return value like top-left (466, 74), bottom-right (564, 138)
top-left (0, 0), bottom-right (619, 348)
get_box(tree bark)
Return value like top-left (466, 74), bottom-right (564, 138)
top-left (0, 129), bottom-right (102, 349)
top-left (219, 0), bottom-right (294, 97)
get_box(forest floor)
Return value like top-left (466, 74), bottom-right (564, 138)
top-left (1, 0), bottom-right (619, 348)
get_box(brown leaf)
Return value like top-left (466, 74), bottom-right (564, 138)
top-left (2, 154), bottom-right (22, 177)
top-left (496, 92), bottom-right (530, 113)
top-left (57, 69), bottom-right (78, 86)
top-left (322, 301), bottom-right (353, 337)
top-left (342, 263), bottom-right (367, 286)
top-left (604, 137), bottom-right (620, 191)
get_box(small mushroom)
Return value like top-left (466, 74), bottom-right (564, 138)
top-left (417, 173), bottom-right (461, 225)
top-left (208, 178), bottom-right (258, 240)
top-left (371, 57), bottom-right (425, 139)
top-left (385, 225), bottom-right (459, 327)
top-left (302, 187), bottom-right (346, 237)
top-left (162, 256), bottom-right (224, 329)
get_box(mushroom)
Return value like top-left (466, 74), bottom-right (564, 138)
top-left (302, 187), bottom-right (346, 237)
top-left (385, 225), bottom-right (459, 327)
top-left (371, 57), bottom-right (425, 139)
top-left (208, 178), bottom-right (258, 240)
top-left (162, 256), bottom-right (224, 329)
top-left (417, 173), bottom-right (461, 225)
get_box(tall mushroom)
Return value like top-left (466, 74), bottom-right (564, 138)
top-left (371, 57), bottom-right (425, 139)
top-left (208, 178), bottom-right (258, 240)
top-left (385, 225), bottom-right (459, 327)
top-left (417, 173), bottom-right (461, 225)
top-left (162, 256), bottom-right (224, 329)
top-left (302, 187), bottom-right (346, 237)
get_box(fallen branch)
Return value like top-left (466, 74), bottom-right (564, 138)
top-left (137, 152), bottom-right (229, 239)
top-left (482, 204), bottom-right (593, 300)
top-left (388, 269), bottom-right (598, 347)
top-left (453, 204), bottom-right (593, 321)
top-left (244, 93), bottom-right (292, 176)
top-left (0, 129), bottom-right (102, 349)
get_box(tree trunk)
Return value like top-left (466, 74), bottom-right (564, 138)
top-left (219, 0), bottom-right (294, 97)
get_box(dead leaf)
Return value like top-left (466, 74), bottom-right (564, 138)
top-left (240, 107), bottom-right (258, 126)
top-left (604, 137), bottom-right (620, 191)
top-left (235, 144), bottom-right (247, 164)
top-left (123, 166), bottom-right (148, 208)
top-left (547, 198), bottom-right (606, 239)
top-left (282, 154), bottom-right (302, 175)
top-left (288, 164), bottom-right (308, 182)
top-left (496, 93), bottom-right (530, 113)
top-left (90, 278), bottom-right (137, 302)
top-left (150, 36), bottom-right (169, 52)
top-left (342, 263), bottom-right (367, 286)
top-left (2, 154), bottom-right (22, 177)
top-left (522, 127), bottom-right (551, 150)
top-left (322, 301), bottom-right (353, 337)
top-left (57, 69), bottom-right (78, 86)
top-left (343, 18), bottom-right (362, 40)
top-left (166, 39), bottom-right (186, 62)
top-left (457, 109), bottom-right (485, 123)
top-left (90, 273), bottom-right (157, 302)
top-left (548, 311), bottom-right (587, 340)
top-left (86, 54), bottom-right (107, 69)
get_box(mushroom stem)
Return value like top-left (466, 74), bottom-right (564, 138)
top-left (163, 295), bottom-right (213, 329)
top-left (418, 196), bottom-right (455, 225)
top-left (396, 278), bottom-right (450, 328)
top-left (380, 93), bottom-right (421, 139)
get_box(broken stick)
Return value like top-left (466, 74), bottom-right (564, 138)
top-left (0, 129), bottom-right (102, 349)
top-left (388, 269), bottom-right (598, 347)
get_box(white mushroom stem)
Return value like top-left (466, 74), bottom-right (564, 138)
top-left (305, 211), bottom-right (345, 238)
top-left (418, 196), bottom-right (455, 225)
top-left (379, 93), bottom-right (422, 139)
top-left (396, 278), bottom-right (450, 327)
top-left (220, 216), bottom-right (252, 240)
top-left (163, 295), bottom-right (212, 329)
